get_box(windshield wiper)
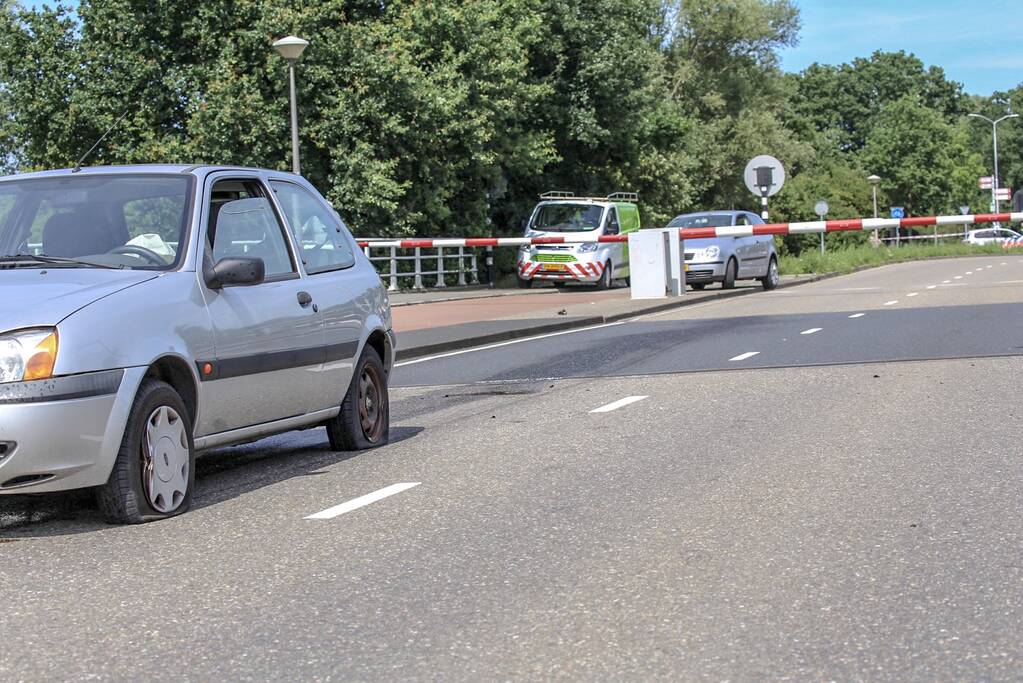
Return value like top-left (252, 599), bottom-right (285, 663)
top-left (0, 253), bottom-right (125, 269)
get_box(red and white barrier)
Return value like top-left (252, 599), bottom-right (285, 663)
top-left (357, 212), bottom-right (1023, 248)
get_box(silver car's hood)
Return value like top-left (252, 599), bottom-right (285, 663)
top-left (0, 268), bottom-right (160, 331)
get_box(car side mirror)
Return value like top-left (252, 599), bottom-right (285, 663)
top-left (205, 257), bottom-right (265, 289)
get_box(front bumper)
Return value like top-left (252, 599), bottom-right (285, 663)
top-left (0, 368), bottom-right (144, 493)
top-left (518, 251), bottom-right (607, 282)
top-left (684, 261), bottom-right (725, 284)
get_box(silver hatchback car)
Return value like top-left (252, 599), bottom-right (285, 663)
top-left (668, 211), bottom-right (779, 290)
top-left (0, 165), bottom-right (395, 523)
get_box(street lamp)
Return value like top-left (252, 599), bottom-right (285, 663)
top-left (968, 112), bottom-right (1019, 212)
top-left (273, 35), bottom-right (310, 175)
top-left (867, 174), bottom-right (881, 246)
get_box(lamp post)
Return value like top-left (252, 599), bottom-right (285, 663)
top-left (867, 174), bottom-right (881, 246)
top-left (968, 112), bottom-right (1018, 212)
top-left (273, 35), bottom-right (310, 175)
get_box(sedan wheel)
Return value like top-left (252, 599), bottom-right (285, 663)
top-left (357, 363), bottom-right (387, 444)
top-left (761, 257), bottom-right (779, 290)
top-left (142, 406), bottom-right (189, 514)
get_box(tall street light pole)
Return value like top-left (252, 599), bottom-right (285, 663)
top-left (968, 112), bottom-right (1019, 212)
top-left (273, 35), bottom-right (310, 175)
top-left (867, 174), bottom-right (881, 246)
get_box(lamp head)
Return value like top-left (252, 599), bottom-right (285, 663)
top-left (273, 36), bottom-right (309, 62)
top-left (867, 174), bottom-right (881, 185)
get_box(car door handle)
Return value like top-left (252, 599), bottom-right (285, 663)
top-left (297, 291), bottom-right (314, 309)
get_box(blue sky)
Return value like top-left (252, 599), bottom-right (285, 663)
top-left (780, 0), bottom-right (1023, 95)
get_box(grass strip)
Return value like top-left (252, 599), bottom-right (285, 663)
top-left (780, 243), bottom-right (1011, 276)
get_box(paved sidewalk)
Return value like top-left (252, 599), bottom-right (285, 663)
top-left (392, 276), bottom-right (815, 360)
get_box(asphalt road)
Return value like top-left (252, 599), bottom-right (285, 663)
top-left (1, 256), bottom-right (1021, 681)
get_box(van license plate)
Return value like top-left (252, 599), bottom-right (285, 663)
top-left (543, 264), bottom-right (567, 272)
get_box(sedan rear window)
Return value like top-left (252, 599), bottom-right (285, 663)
top-left (668, 214), bottom-right (733, 228)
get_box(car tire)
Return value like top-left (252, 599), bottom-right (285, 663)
top-left (597, 261), bottom-right (612, 290)
top-left (553, 281), bottom-right (566, 289)
top-left (517, 277), bottom-right (533, 289)
top-left (96, 379), bottom-right (195, 524)
top-left (327, 346), bottom-right (390, 451)
top-left (722, 258), bottom-right (737, 289)
top-left (760, 257), bottom-right (779, 290)
top-left (690, 283), bottom-right (706, 290)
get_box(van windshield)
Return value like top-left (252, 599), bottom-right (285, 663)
top-left (0, 174), bottom-right (192, 270)
top-left (530, 203), bottom-right (604, 232)
top-left (667, 214), bottom-right (733, 228)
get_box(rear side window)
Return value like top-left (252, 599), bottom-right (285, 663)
top-left (271, 181), bottom-right (356, 274)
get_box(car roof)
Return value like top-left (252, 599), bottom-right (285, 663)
top-left (1, 164), bottom-right (303, 182)
top-left (673, 210), bottom-right (750, 218)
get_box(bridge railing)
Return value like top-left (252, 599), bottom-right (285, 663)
top-left (359, 238), bottom-right (480, 292)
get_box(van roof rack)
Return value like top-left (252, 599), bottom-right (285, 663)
top-left (538, 190), bottom-right (639, 202)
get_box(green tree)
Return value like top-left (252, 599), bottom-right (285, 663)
top-left (788, 51), bottom-right (967, 152)
top-left (861, 96), bottom-right (982, 217)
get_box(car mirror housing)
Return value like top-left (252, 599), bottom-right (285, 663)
top-left (206, 257), bottom-right (265, 289)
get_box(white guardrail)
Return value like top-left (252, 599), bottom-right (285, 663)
top-left (359, 238), bottom-right (480, 291)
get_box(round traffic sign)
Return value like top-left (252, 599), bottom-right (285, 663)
top-left (814, 200), bottom-right (829, 217)
top-left (744, 155), bottom-right (786, 197)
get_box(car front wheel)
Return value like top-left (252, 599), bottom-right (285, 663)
top-left (327, 346), bottom-right (390, 451)
top-left (761, 257), bottom-right (779, 290)
top-left (722, 258), bottom-right (737, 289)
top-left (96, 379), bottom-right (195, 524)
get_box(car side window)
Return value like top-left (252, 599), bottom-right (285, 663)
top-left (208, 179), bottom-right (296, 279)
top-left (270, 181), bottom-right (356, 274)
top-left (606, 207), bottom-right (620, 234)
top-left (736, 214), bottom-right (750, 226)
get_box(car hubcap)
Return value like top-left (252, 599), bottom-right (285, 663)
top-left (142, 405), bottom-right (189, 513)
top-left (770, 261), bottom-right (779, 284)
top-left (358, 365), bottom-right (386, 443)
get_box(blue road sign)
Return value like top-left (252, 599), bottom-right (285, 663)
top-left (890, 207), bottom-right (905, 219)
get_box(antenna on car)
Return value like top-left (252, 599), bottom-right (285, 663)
top-left (72, 109), bottom-right (131, 173)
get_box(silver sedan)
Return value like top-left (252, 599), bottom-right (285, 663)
top-left (667, 211), bottom-right (780, 290)
top-left (0, 165), bottom-right (395, 523)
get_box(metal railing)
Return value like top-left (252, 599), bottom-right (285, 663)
top-left (360, 238), bottom-right (480, 291)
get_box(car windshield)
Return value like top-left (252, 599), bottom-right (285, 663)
top-left (0, 174), bottom-right (191, 270)
top-left (530, 203), bottom-right (604, 232)
top-left (667, 214), bottom-right (733, 228)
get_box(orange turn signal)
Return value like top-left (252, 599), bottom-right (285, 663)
top-left (23, 332), bottom-right (58, 381)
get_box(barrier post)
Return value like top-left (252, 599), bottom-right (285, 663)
top-left (486, 246), bottom-right (495, 288)
top-left (413, 247), bottom-right (425, 290)
top-left (388, 246), bottom-right (398, 291)
top-left (628, 230), bottom-right (670, 299)
top-left (435, 247), bottom-right (447, 288)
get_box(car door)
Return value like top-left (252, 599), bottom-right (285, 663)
top-left (268, 178), bottom-right (364, 406)
top-left (197, 175), bottom-right (327, 436)
top-left (604, 205), bottom-right (624, 275)
top-left (733, 213), bottom-right (758, 277)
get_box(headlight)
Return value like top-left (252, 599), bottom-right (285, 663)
top-left (703, 245), bottom-right (720, 260)
top-left (0, 329), bottom-right (59, 384)
top-left (577, 242), bottom-right (600, 253)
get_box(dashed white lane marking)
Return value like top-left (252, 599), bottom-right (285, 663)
top-left (729, 351), bottom-right (761, 362)
top-left (906, 292), bottom-right (919, 297)
top-left (590, 395), bottom-right (649, 413)
top-left (966, 271), bottom-right (973, 275)
top-left (942, 280), bottom-right (952, 283)
top-left (395, 321), bottom-right (626, 366)
top-left (306, 483), bottom-right (421, 520)
top-left (1002, 262), bottom-right (1007, 265)
top-left (997, 280), bottom-right (1023, 284)
top-left (848, 313), bottom-right (865, 318)
top-left (987, 265), bottom-right (993, 269)
top-left (801, 328), bottom-right (822, 335)
top-left (883, 300), bottom-right (899, 306)
top-left (954, 276), bottom-right (963, 280)
top-left (926, 285), bottom-right (937, 290)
